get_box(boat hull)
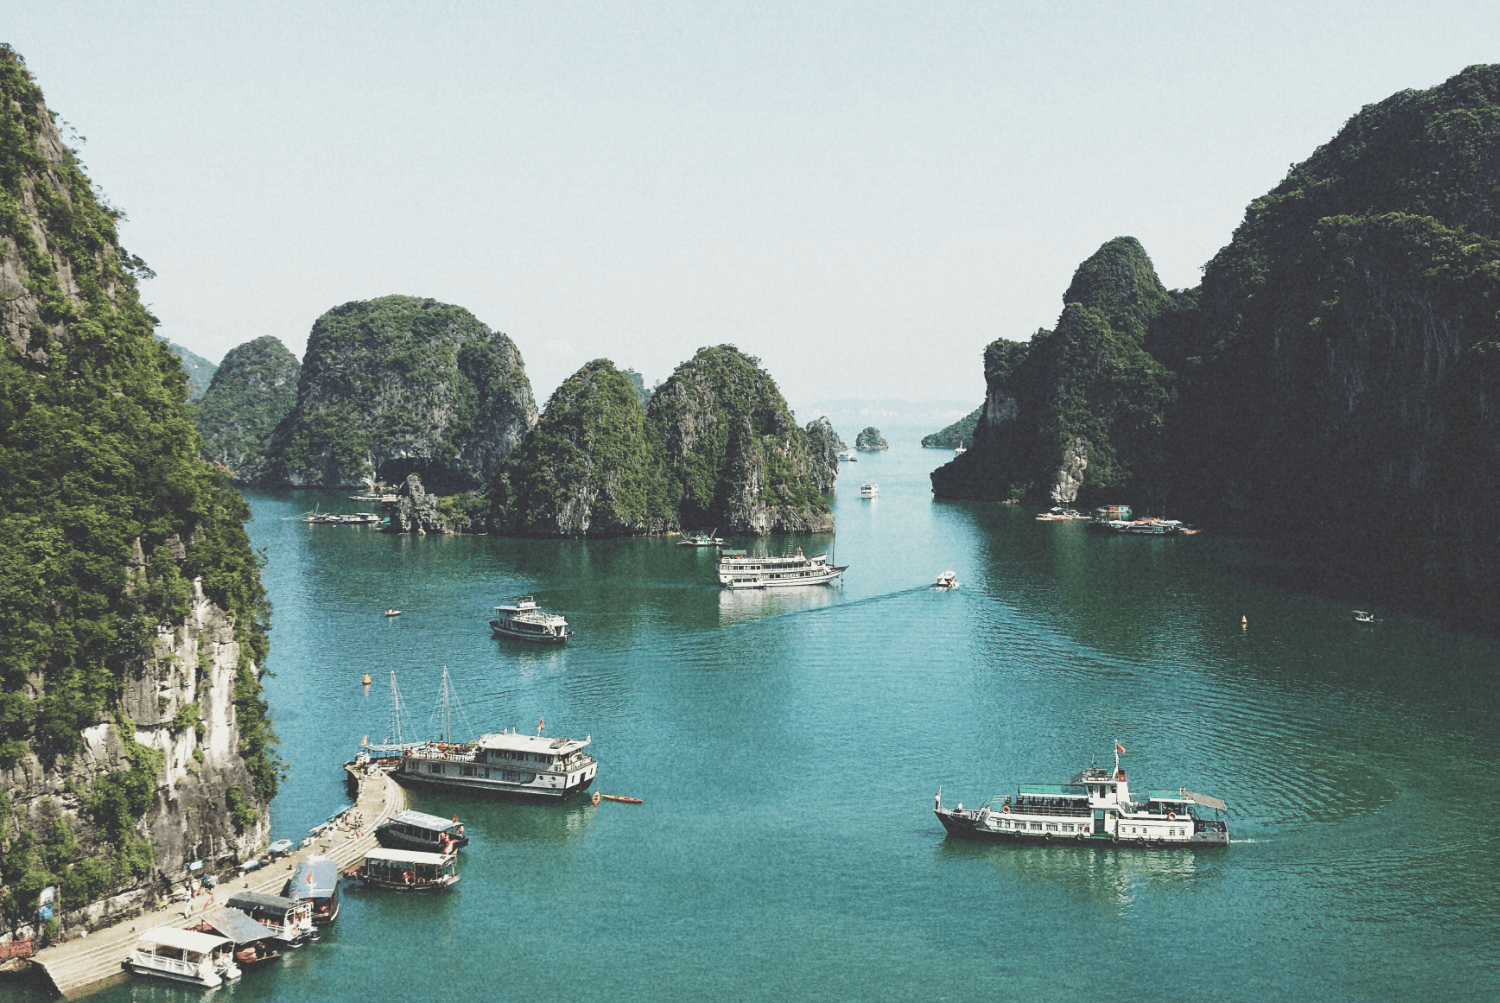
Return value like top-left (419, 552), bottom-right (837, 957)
top-left (935, 808), bottom-right (1228, 848)
top-left (489, 621), bottom-right (571, 644)
top-left (721, 566), bottom-right (848, 589)
top-left (394, 769), bottom-right (597, 803)
top-left (360, 875), bottom-right (459, 893)
top-left (124, 959), bottom-right (230, 987)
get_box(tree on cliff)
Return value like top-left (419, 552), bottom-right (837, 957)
top-left (490, 359), bottom-right (674, 536)
top-left (0, 45), bottom-right (278, 924)
top-left (264, 295), bottom-right (537, 492)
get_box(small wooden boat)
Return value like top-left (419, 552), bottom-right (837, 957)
top-left (599, 794), bottom-right (643, 804)
top-left (384, 609), bottom-right (402, 617)
top-left (234, 944), bottom-right (282, 970)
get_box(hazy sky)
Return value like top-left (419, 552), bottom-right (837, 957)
top-left (10, 3), bottom-right (1500, 408)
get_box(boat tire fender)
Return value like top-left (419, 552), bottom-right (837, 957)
top-left (1168, 812), bottom-right (1175, 821)
top-left (1000, 805), bottom-right (1008, 813)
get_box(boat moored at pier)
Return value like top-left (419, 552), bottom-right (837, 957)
top-left (489, 596), bottom-right (572, 643)
top-left (375, 809), bottom-right (469, 853)
top-left (281, 856), bottom-right (341, 925)
top-left (125, 928), bottom-right (240, 987)
top-left (934, 746), bottom-right (1229, 848)
top-left (224, 892), bottom-right (316, 945)
top-left (717, 549), bottom-right (848, 589)
top-left (350, 848), bottom-right (460, 892)
top-left (397, 729), bottom-right (599, 802)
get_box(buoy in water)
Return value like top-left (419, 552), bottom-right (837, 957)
top-left (362, 674), bottom-right (371, 686)
top-left (1241, 615), bottom-right (1247, 630)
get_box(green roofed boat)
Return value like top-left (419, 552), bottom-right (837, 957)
top-left (934, 745), bottom-right (1229, 848)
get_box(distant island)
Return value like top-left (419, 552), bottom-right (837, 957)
top-left (855, 426), bottom-right (888, 451)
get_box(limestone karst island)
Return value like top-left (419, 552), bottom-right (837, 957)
top-left (3, 32), bottom-right (1500, 1003)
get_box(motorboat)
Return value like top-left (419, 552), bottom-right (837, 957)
top-left (281, 856), bottom-right (342, 925)
top-left (934, 570), bottom-right (959, 589)
top-left (375, 809), bottom-right (469, 853)
top-left (717, 548), bottom-right (848, 589)
top-left (384, 609), bottom-right (402, 617)
top-left (490, 596), bottom-right (572, 643)
top-left (678, 529), bottom-right (725, 547)
top-left (860, 483), bottom-right (878, 498)
top-left (124, 927), bottom-right (240, 987)
top-left (349, 848), bottom-right (460, 892)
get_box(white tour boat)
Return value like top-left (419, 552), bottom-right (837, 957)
top-left (489, 596), bottom-right (572, 644)
top-left (934, 570), bottom-right (960, 589)
top-left (125, 927), bottom-right (240, 987)
top-left (860, 482), bottom-right (879, 498)
top-left (934, 744), bottom-right (1229, 848)
top-left (717, 548), bottom-right (848, 589)
top-left (352, 848), bottom-right (460, 892)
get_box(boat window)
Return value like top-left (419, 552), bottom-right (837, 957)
top-left (428, 763), bottom-right (442, 774)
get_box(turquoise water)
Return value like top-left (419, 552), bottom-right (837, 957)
top-left (31, 430), bottom-right (1500, 1001)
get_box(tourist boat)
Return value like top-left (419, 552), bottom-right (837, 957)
top-left (197, 907), bottom-right (282, 970)
top-left (954, 445), bottom-right (966, 455)
top-left (678, 528), bottom-right (725, 547)
top-left (717, 548), bottom-right (848, 589)
top-left (223, 892), bottom-right (315, 945)
top-left (281, 856), bottom-right (341, 925)
top-left (349, 848), bottom-right (460, 892)
top-left (375, 809), bottom-right (469, 853)
top-left (934, 745), bottom-right (1229, 848)
top-left (839, 449), bottom-right (857, 461)
top-left (124, 927), bottom-right (240, 987)
top-left (934, 570), bottom-right (959, 590)
top-left (370, 669), bottom-right (601, 802)
top-left (860, 482), bottom-right (879, 498)
top-left (490, 596), bottom-right (572, 643)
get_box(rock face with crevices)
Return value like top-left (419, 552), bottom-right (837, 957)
top-left (262, 295), bottom-right (537, 492)
top-left (803, 417), bottom-right (845, 491)
top-left (195, 335), bottom-right (300, 482)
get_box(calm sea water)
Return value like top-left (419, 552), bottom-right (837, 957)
top-left (24, 428), bottom-right (1500, 1002)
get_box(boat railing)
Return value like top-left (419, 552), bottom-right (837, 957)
top-left (1003, 803), bottom-right (1093, 818)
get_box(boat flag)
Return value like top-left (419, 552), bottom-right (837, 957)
top-left (1114, 741), bottom-right (1127, 755)
top-left (538, 718), bottom-right (545, 735)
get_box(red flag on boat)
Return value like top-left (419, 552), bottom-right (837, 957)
top-left (1114, 741), bottom-right (1127, 754)
top-left (538, 718), bottom-right (545, 734)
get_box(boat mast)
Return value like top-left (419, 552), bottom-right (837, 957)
top-left (390, 670), bottom-right (405, 747)
top-left (441, 666), bottom-right (452, 743)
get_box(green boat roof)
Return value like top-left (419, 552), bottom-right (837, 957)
top-left (1148, 790), bottom-right (1190, 801)
top-left (1018, 784), bottom-right (1088, 796)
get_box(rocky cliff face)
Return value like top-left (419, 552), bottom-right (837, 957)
top-left (932, 237), bottom-right (1180, 506)
top-left (854, 426), bottom-right (888, 451)
top-left (195, 336), bottom-right (300, 482)
top-left (0, 46), bottom-right (275, 938)
top-left (803, 417), bottom-right (844, 491)
top-left (491, 360), bottom-right (673, 537)
top-left (386, 473), bottom-right (447, 535)
top-left (264, 295), bottom-right (537, 492)
top-left (650, 346), bottom-right (833, 535)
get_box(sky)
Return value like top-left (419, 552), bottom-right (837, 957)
top-left (10, 3), bottom-right (1500, 409)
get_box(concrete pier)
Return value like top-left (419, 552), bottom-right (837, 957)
top-left (32, 766), bottom-right (406, 997)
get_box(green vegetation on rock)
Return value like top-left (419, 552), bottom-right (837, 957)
top-left (921, 407), bottom-right (981, 449)
top-left (195, 335), bottom-right (300, 482)
top-left (491, 359), bottom-right (673, 536)
top-left (156, 338), bottom-right (217, 401)
top-left (0, 45), bottom-right (278, 919)
top-left (265, 295), bottom-right (536, 491)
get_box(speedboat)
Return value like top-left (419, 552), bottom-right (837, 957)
top-left (384, 609), bottom-right (402, 617)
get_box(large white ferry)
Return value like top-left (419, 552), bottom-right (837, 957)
top-left (717, 548), bottom-right (848, 589)
top-left (934, 745), bottom-right (1229, 848)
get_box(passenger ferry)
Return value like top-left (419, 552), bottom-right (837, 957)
top-left (397, 729), bottom-right (599, 801)
top-left (280, 856), bottom-right (341, 925)
top-left (125, 928), bottom-right (240, 987)
top-left (717, 548), bottom-right (848, 589)
top-left (351, 848), bottom-right (460, 892)
top-left (489, 596), bottom-right (572, 644)
top-left (860, 482), bottom-right (879, 498)
top-left (374, 809), bottom-right (469, 853)
top-left (934, 746), bottom-right (1229, 848)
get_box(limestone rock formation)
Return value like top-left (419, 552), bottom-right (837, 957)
top-left (855, 426), bottom-right (888, 451)
top-left (932, 237), bottom-right (1180, 507)
top-left (803, 417), bottom-right (845, 491)
top-left (157, 338), bottom-right (217, 401)
top-left (263, 295), bottom-right (537, 492)
top-left (650, 345), bottom-right (833, 535)
top-left (387, 474), bottom-right (447, 535)
top-left (195, 336), bottom-right (300, 482)
top-left (921, 407), bottom-right (982, 449)
top-left (490, 360), bottom-right (673, 537)
top-left (0, 46), bottom-right (275, 938)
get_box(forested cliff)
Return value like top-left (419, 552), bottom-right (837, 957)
top-left (935, 65), bottom-right (1500, 622)
top-left (0, 47), bottom-right (276, 939)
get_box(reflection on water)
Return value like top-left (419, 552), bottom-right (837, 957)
top-left (936, 838), bottom-right (1204, 910)
top-left (405, 789), bottom-right (598, 846)
top-left (716, 584), bottom-right (843, 626)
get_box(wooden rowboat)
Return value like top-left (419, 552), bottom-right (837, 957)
top-left (599, 795), bottom-right (643, 804)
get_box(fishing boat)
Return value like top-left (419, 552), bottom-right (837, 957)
top-left (934, 570), bottom-right (959, 590)
top-left (934, 744), bottom-right (1229, 848)
top-left (860, 482), bottom-right (879, 498)
top-left (370, 669), bottom-right (601, 802)
top-left (678, 528), bottom-right (725, 547)
top-left (374, 809), bottom-right (469, 853)
top-left (349, 848), bottom-right (459, 892)
top-left (717, 548), bottom-right (848, 589)
top-left (280, 856), bottom-right (341, 925)
top-left (489, 596), bottom-right (572, 643)
top-left (223, 892), bottom-right (315, 945)
top-left (124, 928), bottom-right (240, 987)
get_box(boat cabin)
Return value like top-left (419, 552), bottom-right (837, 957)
top-left (358, 848), bottom-right (460, 891)
top-left (491, 596), bottom-right (571, 641)
top-left (224, 892), bottom-right (313, 943)
top-left (281, 856), bottom-right (341, 924)
top-left (376, 809), bottom-right (468, 851)
top-left (127, 927), bottom-right (238, 987)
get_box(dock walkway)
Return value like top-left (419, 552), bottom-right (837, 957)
top-left (32, 766), bottom-right (406, 998)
